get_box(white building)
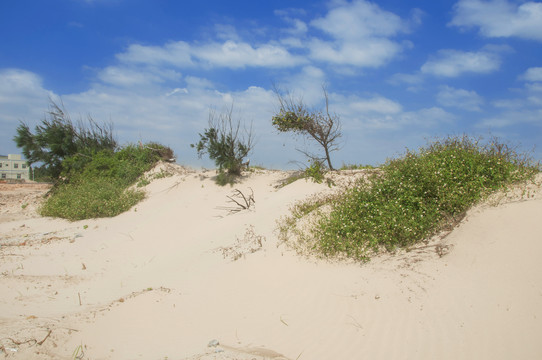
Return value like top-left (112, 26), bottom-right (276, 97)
top-left (0, 154), bottom-right (30, 181)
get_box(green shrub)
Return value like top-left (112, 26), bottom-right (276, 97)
top-left (215, 170), bottom-right (238, 186)
top-left (41, 142), bottom-right (172, 220)
top-left (340, 163), bottom-right (375, 170)
top-left (192, 105), bottom-right (254, 178)
top-left (40, 177), bottom-right (144, 220)
top-left (304, 160), bottom-right (325, 184)
top-left (14, 100), bottom-right (117, 179)
top-left (289, 135), bottom-right (539, 261)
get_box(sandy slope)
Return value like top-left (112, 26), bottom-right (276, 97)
top-left (0, 167), bottom-right (541, 360)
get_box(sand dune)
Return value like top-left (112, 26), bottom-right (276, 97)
top-left (1, 166), bottom-right (541, 359)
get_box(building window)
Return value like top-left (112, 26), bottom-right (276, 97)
top-left (1, 174), bottom-right (6, 179)
top-left (22, 164), bottom-right (27, 169)
top-left (14, 163), bottom-right (18, 168)
top-left (17, 174), bottom-right (21, 179)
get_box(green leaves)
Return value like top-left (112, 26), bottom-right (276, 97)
top-left (40, 143), bottom-right (171, 220)
top-left (272, 87), bottom-right (341, 170)
top-left (13, 100), bottom-right (117, 180)
top-left (271, 111), bottom-right (310, 133)
top-left (192, 105), bottom-right (254, 180)
top-left (311, 135), bottom-right (539, 261)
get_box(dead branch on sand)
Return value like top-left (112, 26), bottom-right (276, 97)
top-left (217, 188), bottom-right (255, 214)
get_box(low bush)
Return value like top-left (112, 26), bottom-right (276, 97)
top-left (40, 177), bottom-right (145, 220)
top-left (340, 163), bottom-right (375, 170)
top-left (284, 135), bottom-right (539, 261)
top-left (41, 143), bottom-right (173, 220)
top-left (215, 170), bottom-right (238, 186)
top-left (304, 160), bottom-right (325, 184)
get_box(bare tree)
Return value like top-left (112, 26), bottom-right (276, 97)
top-left (272, 85), bottom-right (342, 170)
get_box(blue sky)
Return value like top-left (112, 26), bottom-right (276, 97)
top-left (1, 0), bottom-right (541, 169)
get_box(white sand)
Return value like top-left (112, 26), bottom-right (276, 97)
top-left (1, 167), bottom-right (541, 359)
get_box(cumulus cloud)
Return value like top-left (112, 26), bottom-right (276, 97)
top-left (450, 0), bottom-right (542, 41)
top-left (275, 9), bottom-right (308, 36)
top-left (397, 107), bottom-right (456, 128)
top-left (477, 109), bottom-right (542, 129)
top-left (98, 66), bottom-right (182, 87)
top-left (116, 40), bottom-right (304, 69)
top-left (0, 69), bottom-right (51, 102)
top-left (437, 85), bottom-right (484, 111)
top-left (348, 106), bottom-right (455, 131)
top-left (0, 69), bottom-right (54, 153)
top-left (388, 72), bottom-right (425, 92)
top-left (421, 48), bottom-right (503, 77)
top-left (113, 1), bottom-right (415, 72)
top-left (311, 0), bottom-right (405, 39)
top-left (306, 0), bottom-right (410, 67)
top-left (278, 66), bottom-right (328, 106)
top-left (117, 42), bottom-right (194, 67)
top-left (520, 67), bottom-right (542, 82)
top-left (349, 96), bottom-right (402, 114)
top-left (193, 41), bottom-right (305, 68)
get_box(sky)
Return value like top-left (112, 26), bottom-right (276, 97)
top-left (1, 0), bottom-right (541, 169)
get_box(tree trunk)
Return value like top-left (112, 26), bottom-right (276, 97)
top-left (324, 144), bottom-right (334, 170)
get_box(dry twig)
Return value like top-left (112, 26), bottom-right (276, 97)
top-left (218, 188), bottom-right (255, 213)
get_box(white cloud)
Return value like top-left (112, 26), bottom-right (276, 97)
top-left (117, 42), bottom-right (194, 67)
top-left (98, 66), bottom-right (182, 87)
top-left (307, 0), bottom-right (409, 67)
top-left (347, 106), bottom-right (455, 131)
top-left (214, 24), bottom-right (242, 41)
top-left (165, 88), bottom-right (188, 97)
top-left (492, 80), bottom-right (542, 109)
top-left (0, 69), bottom-right (53, 119)
top-left (397, 107), bottom-right (456, 128)
top-left (311, 0), bottom-right (405, 39)
top-left (308, 38), bottom-right (402, 67)
top-left (484, 79), bottom-right (542, 129)
top-left (520, 67), bottom-right (542, 82)
top-left (111, 1), bottom-right (415, 72)
top-left (192, 41), bottom-right (304, 68)
top-left (349, 96), bottom-right (402, 114)
top-left (389, 73), bottom-right (423, 86)
top-left (437, 85), bottom-right (484, 111)
top-left (0, 69), bottom-right (50, 100)
top-left (450, 0), bottom-right (542, 41)
top-left (278, 66), bottom-right (328, 106)
top-left (492, 98), bottom-right (524, 109)
top-left (477, 109), bottom-right (542, 129)
top-left (116, 40), bottom-right (304, 69)
top-left (275, 10), bottom-right (308, 36)
top-left (421, 48), bottom-right (502, 77)
top-left (0, 69), bottom-right (54, 154)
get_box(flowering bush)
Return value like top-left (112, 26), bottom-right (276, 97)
top-left (293, 135), bottom-right (539, 261)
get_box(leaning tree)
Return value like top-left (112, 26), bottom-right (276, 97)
top-left (272, 85), bottom-right (342, 170)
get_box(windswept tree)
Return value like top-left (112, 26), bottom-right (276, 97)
top-left (13, 100), bottom-right (117, 179)
top-left (272, 86), bottom-right (342, 170)
top-left (192, 104), bottom-right (254, 177)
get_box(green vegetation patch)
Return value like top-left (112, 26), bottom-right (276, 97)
top-left (41, 143), bottom-right (172, 220)
top-left (284, 135), bottom-right (540, 261)
top-left (40, 177), bottom-right (145, 221)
